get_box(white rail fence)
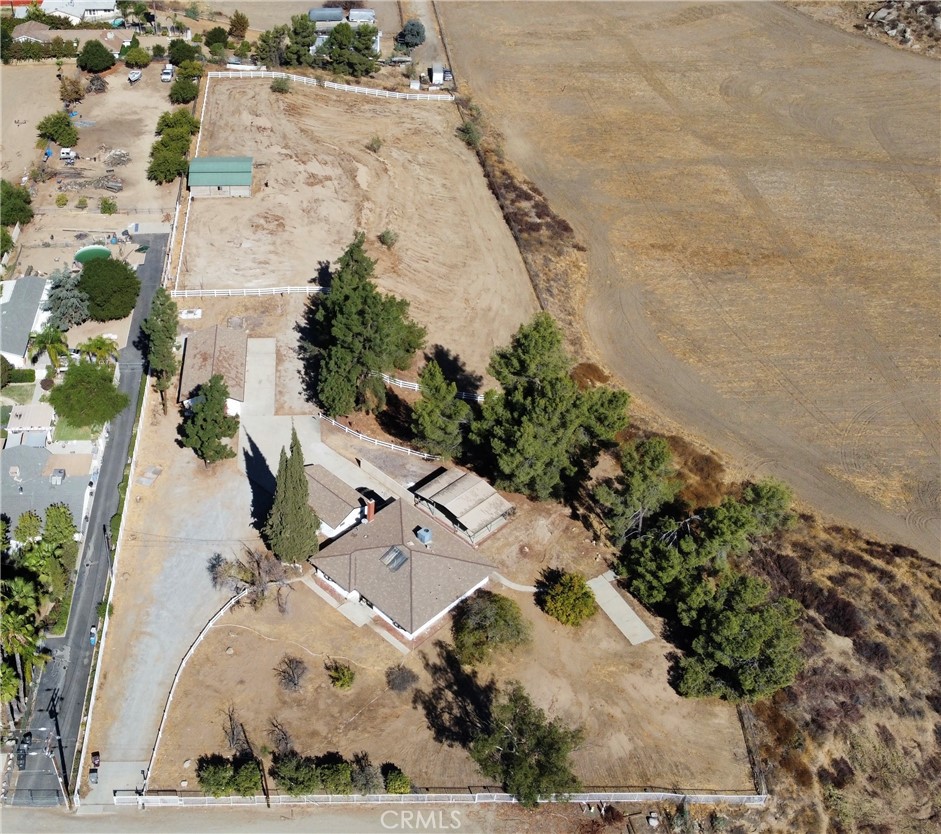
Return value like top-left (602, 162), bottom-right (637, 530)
top-left (169, 286), bottom-right (325, 298)
top-left (317, 413), bottom-right (439, 461)
top-left (370, 371), bottom-right (484, 403)
top-left (119, 791), bottom-right (768, 808)
top-left (207, 70), bottom-right (454, 101)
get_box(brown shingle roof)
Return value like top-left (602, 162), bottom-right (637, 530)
top-left (178, 326), bottom-right (247, 402)
top-left (305, 463), bottom-right (363, 529)
top-left (12, 22), bottom-right (55, 43)
top-left (311, 500), bottom-right (493, 635)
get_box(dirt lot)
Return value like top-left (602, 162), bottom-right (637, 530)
top-left (178, 78), bottom-right (538, 384)
top-left (438, 1), bottom-right (941, 560)
top-left (150, 569), bottom-right (751, 793)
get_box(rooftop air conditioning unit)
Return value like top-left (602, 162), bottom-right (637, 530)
top-left (416, 527), bottom-right (433, 546)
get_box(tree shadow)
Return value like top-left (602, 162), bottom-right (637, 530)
top-left (533, 567), bottom-right (564, 611)
top-left (424, 344), bottom-right (483, 394)
top-left (294, 295), bottom-right (322, 404)
top-left (243, 431), bottom-right (275, 533)
top-left (311, 259), bottom-right (332, 288)
top-left (411, 640), bottom-right (495, 748)
top-left (375, 388), bottom-right (414, 442)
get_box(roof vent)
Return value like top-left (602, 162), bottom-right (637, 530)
top-left (8, 466), bottom-right (21, 481)
top-left (416, 527), bottom-right (433, 546)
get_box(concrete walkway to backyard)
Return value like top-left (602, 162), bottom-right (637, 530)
top-left (587, 571), bottom-right (656, 645)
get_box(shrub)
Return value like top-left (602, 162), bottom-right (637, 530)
top-left (1, 179), bottom-right (33, 226)
top-left (77, 39), bottom-right (115, 73)
top-left (378, 229), bottom-right (398, 249)
top-left (168, 38), bottom-right (200, 66)
top-left (78, 258), bottom-right (140, 321)
top-left (76, 196), bottom-right (88, 209)
top-left (7, 368), bottom-right (36, 384)
top-left (457, 121), bottom-right (482, 148)
top-left (177, 59), bottom-right (204, 80)
top-left (98, 197), bottom-right (117, 215)
top-left (151, 44), bottom-right (166, 59)
top-left (55, 194), bottom-right (68, 207)
top-left (383, 767), bottom-right (410, 794)
top-left (396, 19), bottom-right (425, 49)
top-left (169, 77), bottom-right (199, 104)
top-left (0, 227), bottom-right (13, 258)
top-left (452, 590), bottom-right (530, 665)
top-left (204, 26), bottom-right (228, 47)
top-left (537, 570), bottom-right (597, 627)
top-left (37, 112), bottom-right (78, 147)
top-left (327, 660), bottom-right (355, 689)
top-left (366, 135), bottom-right (382, 153)
top-left (270, 77), bottom-right (290, 94)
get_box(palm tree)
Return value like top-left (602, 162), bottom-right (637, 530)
top-left (2, 577), bottom-right (39, 617)
top-left (78, 335), bottom-right (119, 365)
top-left (18, 540), bottom-right (64, 591)
top-left (29, 325), bottom-right (69, 369)
top-left (0, 607), bottom-right (37, 707)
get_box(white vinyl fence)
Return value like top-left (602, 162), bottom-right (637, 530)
top-left (169, 286), bottom-right (325, 298)
top-left (207, 71), bottom-right (454, 101)
top-left (370, 371), bottom-right (484, 403)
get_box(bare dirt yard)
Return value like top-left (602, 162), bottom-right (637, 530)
top-left (438, 1), bottom-right (941, 560)
top-left (150, 568), bottom-right (751, 794)
top-left (177, 78), bottom-right (538, 384)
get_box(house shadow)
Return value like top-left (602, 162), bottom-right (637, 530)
top-left (243, 431), bottom-right (275, 533)
top-left (411, 640), bottom-right (495, 748)
top-left (424, 344), bottom-right (483, 395)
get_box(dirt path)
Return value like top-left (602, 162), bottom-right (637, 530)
top-left (439, 1), bottom-right (941, 559)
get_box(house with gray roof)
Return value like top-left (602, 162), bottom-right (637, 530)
top-left (1, 445), bottom-right (88, 540)
top-left (0, 277), bottom-right (48, 368)
top-left (40, 0), bottom-right (118, 24)
top-left (310, 499), bottom-right (494, 639)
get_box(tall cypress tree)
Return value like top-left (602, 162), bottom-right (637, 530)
top-left (141, 287), bottom-right (179, 415)
top-left (263, 426), bottom-right (320, 564)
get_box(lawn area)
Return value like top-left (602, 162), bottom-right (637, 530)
top-left (54, 416), bottom-right (93, 442)
top-left (1, 405), bottom-right (10, 426)
top-left (1, 383), bottom-right (35, 404)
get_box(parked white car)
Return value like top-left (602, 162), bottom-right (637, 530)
top-left (160, 65), bottom-right (174, 82)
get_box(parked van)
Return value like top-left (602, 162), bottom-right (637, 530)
top-left (59, 147), bottom-right (76, 161)
top-left (160, 64), bottom-right (174, 82)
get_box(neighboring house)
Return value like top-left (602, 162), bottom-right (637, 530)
top-left (310, 499), bottom-right (494, 640)
top-left (1, 445), bottom-right (89, 539)
top-left (11, 21), bottom-right (56, 44)
top-left (187, 157), bottom-right (253, 198)
top-left (348, 8), bottom-right (376, 26)
top-left (413, 467), bottom-right (515, 545)
top-left (5, 403), bottom-right (56, 448)
top-left (305, 463), bottom-right (371, 539)
top-left (40, 0), bottom-right (118, 24)
top-left (0, 277), bottom-right (48, 369)
top-left (178, 325), bottom-right (247, 415)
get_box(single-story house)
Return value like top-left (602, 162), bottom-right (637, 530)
top-left (41, 0), bottom-right (118, 24)
top-left (0, 277), bottom-right (48, 369)
top-left (1, 445), bottom-right (89, 541)
top-left (310, 499), bottom-right (494, 640)
top-left (5, 403), bottom-right (56, 448)
top-left (413, 467), bottom-right (515, 545)
top-left (178, 325), bottom-right (247, 415)
top-left (187, 157), bottom-right (253, 199)
top-left (11, 21), bottom-right (57, 44)
top-left (305, 463), bottom-right (371, 539)
top-left (308, 7), bottom-right (344, 30)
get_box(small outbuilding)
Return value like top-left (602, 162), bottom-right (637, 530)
top-left (308, 7), bottom-right (344, 30)
top-left (187, 157), bottom-right (253, 198)
top-left (413, 467), bottom-right (515, 545)
top-left (178, 325), bottom-right (247, 415)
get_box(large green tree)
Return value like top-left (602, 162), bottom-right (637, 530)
top-left (471, 313), bottom-right (629, 499)
top-left (169, 77), bottom-right (199, 104)
top-left (49, 361), bottom-right (129, 427)
top-left (1, 179), bottom-right (34, 226)
top-left (78, 259), bottom-right (141, 321)
top-left (140, 288), bottom-right (179, 414)
top-left (470, 682), bottom-right (582, 807)
top-left (452, 590), bottom-right (530, 665)
top-left (305, 232), bottom-right (425, 416)
top-left (411, 360), bottom-right (470, 459)
top-left (77, 39), bottom-right (115, 73)
top-left (44, 269), bottom-right (89, 330)
top-left (228, 10), bottom-right (249, 40)
top-left (263, 426), bottom-right (320, 564)
top-left (180, 374), bottom-right (239, 465)
top-left (677, 573), bottom-right (803, 703)
top-left (314, 21), bottom-right (379, 77)
top-left (594, 437), bottom-right (681, 545)
top-left (36, 112), bottom-right (78, 147)
top-left (167, 38), bottom-right (200, 65)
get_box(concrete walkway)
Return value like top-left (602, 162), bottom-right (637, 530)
top-left (587, 571), bottom-right (656, 645)
top-left (492, 572), bottom-right (537, 593)
top-left (240, 338), bottom-right (276, 417)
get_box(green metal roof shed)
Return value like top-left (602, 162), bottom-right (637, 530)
top-left (188, 157), bottom-right (253, 196)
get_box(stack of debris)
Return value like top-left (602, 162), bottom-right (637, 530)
top-left (86, 74), bottom-right (108, 94)
top-left (101, 147), bottom-right (131, 167)
top-left (861, 1), bottom-right (941, 50)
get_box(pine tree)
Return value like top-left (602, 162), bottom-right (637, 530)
top-left (263, 426), bottom-right (320, 564)
top-left (411, 360), bottom-right (470, 459)
top-left (141, 288), bottom-right (180, 414)
top-left (180, 375), bottom-right (239, 466)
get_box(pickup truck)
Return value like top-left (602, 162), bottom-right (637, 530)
top-left (128, 69), bottom-right (142, 84)
top-left (160, 64), bottom-right (174, 83)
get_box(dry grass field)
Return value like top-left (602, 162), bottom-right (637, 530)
top-left (177, 78), bottom-right (538, 384)
top-left (149, 574), bottom-right (751, 794)
top-left (438, 1), bottom-right (941, 561)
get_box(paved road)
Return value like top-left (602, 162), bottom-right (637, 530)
top-left (10, 235), bottom-right (168, 806)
